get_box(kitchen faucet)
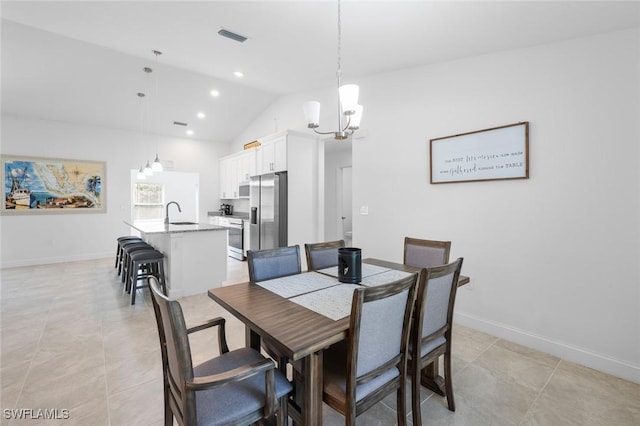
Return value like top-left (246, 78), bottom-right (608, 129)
top-left (165, 201), bottom-right (182, 224)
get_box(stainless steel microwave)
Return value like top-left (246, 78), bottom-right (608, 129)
top-left (238, 182), bottom-right (250, 198)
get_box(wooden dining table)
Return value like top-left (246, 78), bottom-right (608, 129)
top-left (207, 258), bottom-right (470, 424)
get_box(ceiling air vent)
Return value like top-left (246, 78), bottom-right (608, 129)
top-left (218, 28), bottom-right (247, 43)
top-left (173, 121), bottom-right (188, 127)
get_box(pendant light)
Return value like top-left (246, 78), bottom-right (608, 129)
top-left (136, 92), bottom-right (146, 180)
top-left (143, 160), bottom-right (153, 176)
top-left (151, 50), bottom-right (163, 172)
top-left (303, 0), bottom-right (363, 140)
top-left (136, 166), bottom-right (146, 180)
top-left (142, 67), bottom-right (153, 177)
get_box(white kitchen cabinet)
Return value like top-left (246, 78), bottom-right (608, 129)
top-left (256, 134), bottom-right (287, 175)
top-left (219, 155), bottom-right (235, 199)
top-left (237, 149), bottom-right (256, 182)
top-left (220, 149), bottom-right (256, 199)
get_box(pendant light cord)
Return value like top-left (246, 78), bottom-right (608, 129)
top-left (336, 0), bottom-right (343, 132)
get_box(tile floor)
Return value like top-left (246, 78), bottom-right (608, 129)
top-left (1, 257), bottom-right (639, 425)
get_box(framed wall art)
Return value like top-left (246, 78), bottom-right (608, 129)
top-left (430, 122), bottom-right (529, 184)
top-left (2, 155), bottom-right (106, 214)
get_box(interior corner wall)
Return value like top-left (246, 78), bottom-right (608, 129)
top-left (234, 28), bottom-right (640, 383)
top-left (0, 115), bottom-right (230, 268)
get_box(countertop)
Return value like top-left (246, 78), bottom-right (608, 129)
top-left (124, 220), bottom-right (227, 235)
top-left (207, 211), bottom-right (250, 220)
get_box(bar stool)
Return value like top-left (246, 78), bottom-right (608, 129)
top-left (123, 246), bottom-right (159, 292)
top-left (127, 249), bottom-right (166, 305)
top-left (119, 241), bottom-right (152, 279)
top-left (115, 236), bottom-right (143, 269)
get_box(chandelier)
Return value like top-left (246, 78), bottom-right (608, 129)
top-left (303, 0), bottom-right (363, 140)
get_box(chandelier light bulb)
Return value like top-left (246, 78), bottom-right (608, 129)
top-left (339, 84), bottom-right (359, 114)
top-left (348, 104), bottom-right (363, 130)
top-left (144, 161), bottom-right (153, 176)
top-left (303, 101), bottom-right (321, 128)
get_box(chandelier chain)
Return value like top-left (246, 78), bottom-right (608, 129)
top-left (337, 0), bottom-right (342, 81)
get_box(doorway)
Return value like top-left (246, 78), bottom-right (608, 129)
top-left (337, 166), bottom-right (352, 246)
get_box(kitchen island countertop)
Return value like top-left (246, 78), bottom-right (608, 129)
top-left (125, 220), bottom-right (226, 235)
top-left (124, 220), bottom-right (228, 298)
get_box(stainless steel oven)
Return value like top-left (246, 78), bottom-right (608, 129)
top-left (219, 217), bottom-right (245, 260)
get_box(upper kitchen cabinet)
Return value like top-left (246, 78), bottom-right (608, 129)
top-left (256, 133), bottom-right (287, 175)
top-left (219, 155), bottom-right (234, 199)
top-left (220, 149), bottom-right (256, 199)
top-left (237, 149), bottom-right (256, 182)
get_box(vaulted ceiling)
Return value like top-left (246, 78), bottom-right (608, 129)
top-left (2, 1), bottom-right (639, 143)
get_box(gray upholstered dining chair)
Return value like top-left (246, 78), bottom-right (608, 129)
top-left (148, 277), bottom-right (292, 426)
top-left (322, 273), bottom-right (418, 426)
top-left (247, 245), bottom-right (301, 283)
top-left (304, 239), bottom-right (345, 271)
top-left (246, 245), bottom-right (302, 371)
top-left (410, 258), bottom-right (463, 426)
top-left (403, 237), bottom-right (451, 268)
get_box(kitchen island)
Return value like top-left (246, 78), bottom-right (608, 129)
top-left (125, 221), bottom-right (228, 298)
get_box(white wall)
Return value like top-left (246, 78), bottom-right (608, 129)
top-left (1, 115), bottom-right (230, 267)
top-left (233, 28), bottom-right (640, 383)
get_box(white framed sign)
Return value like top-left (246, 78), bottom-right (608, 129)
top-left (430, 122), bottom-right (529, 184)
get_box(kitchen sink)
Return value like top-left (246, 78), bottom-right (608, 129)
top-left (169, 221), bottom-right (197, 225)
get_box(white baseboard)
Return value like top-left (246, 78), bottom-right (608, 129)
top-left (1, 252), bottom-right (113, 269)
top-left (454, 311), bottom-right (640, 385)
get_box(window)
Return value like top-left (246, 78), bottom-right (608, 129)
top-left (133, 183), bottom-right (163, 221)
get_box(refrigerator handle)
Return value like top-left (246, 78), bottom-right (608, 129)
top-left (250, 207), bottom-right (258, 225)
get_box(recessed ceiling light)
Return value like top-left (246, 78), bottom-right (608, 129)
top-left (233, 71), bottom-right (244, 78)
top-left (210, 89), bottom-right (220, 97)
top-left (186, 130), bottom-right (194, 136)
top-left (197, 112), bottom-right (206, 119)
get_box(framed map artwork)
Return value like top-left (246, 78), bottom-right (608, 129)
top-left (2, 155), bottom-right (106, 215)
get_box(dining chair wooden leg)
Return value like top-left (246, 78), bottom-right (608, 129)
top-left (411, 361), bottom-right (422, 426)
top-left (163, 395), bottom-right (172, 426)
top-left (444, 351), bottom-right (455, 411)
top-left (277, 394), bottom-right (289, 426)
top-left (396, 383), bottom-right (407, 425)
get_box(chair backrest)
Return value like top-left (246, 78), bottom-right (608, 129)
top-left (403, 237), bottom-right (451, 269)
top-left (304, 239), bottom-right (345, 271)
top-left (347, 273), bottom-right (418, 403)
top-left (148, 277), bottom-right (197, 425)
top-left (414, 258), bottom-right (463, 347)
top-left (247, 245), bottom-right (301, 282)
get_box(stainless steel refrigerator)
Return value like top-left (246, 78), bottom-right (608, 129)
top-left (249, 172), bottom-right (288, 251)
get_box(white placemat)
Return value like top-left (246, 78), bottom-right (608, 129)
top-left (255, 272), bottom-right (339, 298)
top-left (317, 263), bottom-right (391, 279)
top-left (289, 284), bottom-right (361, 321)
top-left (359, 269), bottom-right (415, 287)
